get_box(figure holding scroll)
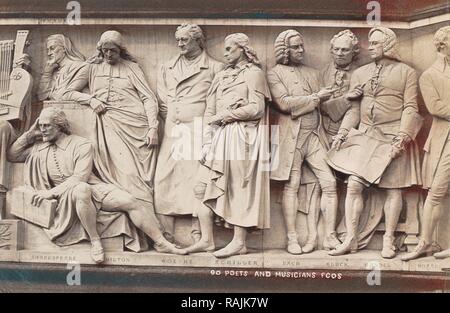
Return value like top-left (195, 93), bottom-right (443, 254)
top-left (328, 27), bottom-right (422, 258)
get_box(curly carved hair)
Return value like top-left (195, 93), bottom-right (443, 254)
top-left (39, 107), bottom-right (71, 135)
top-left (330, 29), bottom-right (360, 60)
top-left (225, 33), bottom-right (261, 67)
top-left (434, 26), bottom-right (450, 52)
top-left (368, 27), bottom-right (400, 61)
top-left (274, 29), bottom-right (304, 65)
top-left (175, 23), bottom-right (206, 50)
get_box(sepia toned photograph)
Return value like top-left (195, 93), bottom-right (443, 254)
top-left (0, 0), bottom-right (449, 297)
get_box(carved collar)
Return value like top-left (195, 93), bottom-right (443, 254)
top-left (225, 60), bottom-right (250, 70)
top-left (37, 133), bottom-right (72, 151)
top-left (168, 50), bottom-right (209, 70)
top-left (333, 62), bottom-right (352, 72)
top-left (374, 58), bottom-right (397, 67)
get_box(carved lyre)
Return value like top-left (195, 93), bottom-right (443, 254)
top-left (0, 30), bottom-right (32, 122)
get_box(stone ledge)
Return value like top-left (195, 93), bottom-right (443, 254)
top-left (2, 249), bottom-right (448, 273)
top-left (0, 259), bottom-right (449, 292)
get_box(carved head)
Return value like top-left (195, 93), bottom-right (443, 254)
top-left (38, 108), bottom-right (71, 143)
top-left (274, 29), bottom-right (305, 66)
top-left (93, 30), bottom-right (136, 65)
top-left (330, 30), bottom-right (359, 67)
top-left (368, 27), bottom-right (400, 61)
top-left (175, 24), bottom-right (205, 58)
top-left (224, 33), bottom-right (261, 67)
top-left (434, 26), bottom-right (450, 56)
top-left (46, 34), bottom-right (85, 65)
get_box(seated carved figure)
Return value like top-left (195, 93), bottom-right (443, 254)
top-left (37, 34), bottom-right (87, 101)
top-left (8, 108), bottom-right (187, 263)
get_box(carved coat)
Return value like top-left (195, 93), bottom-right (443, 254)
top-left (37, 59), bottom-right (88, 101)
top-left (154, 51), bottom-right (223, 215)
top-left (420, 53), bottom-right (450, 188)
top-left (336, 59), bottom-right (422, 188)
top-left (62, 59), bottom-right (159, 205)
top-left (198, 61), bottom-right (271, 229)
top-left (320, 62), bottom-right (356, 143)
top-left (8, 133), bottom-right (147, 251)
top-left (267, 64), bottom-right (326, 181)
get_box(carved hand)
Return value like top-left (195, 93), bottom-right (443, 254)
top-left (145, 128), bottom-right (159, 148)
top-left (14, 53), bottom-right (32, 69)
top-left (43, 60), bottom-right (59, 74)
top-left (316, 87), bottom-right (334, 102)
top-left (345, 85), bottom-right (364, 100)
top-left (200, 144), bottom-right (211, 164)
top-left (90, 98), bottom-right (107, 115)
top-left (331, 129), bottom-right (349, 151)
top-left (31, 190), bottom-right (54, 207)
top-left (389, 144), bottom-right (403, 159)
top-left (389, 133), bottom-right (411, 159)
top-left (26, 119), bottom-right (43, 143)
top-left (208, 114), bottom-right (225, 126)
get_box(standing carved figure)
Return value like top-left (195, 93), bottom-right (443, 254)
top-left (328, 27), bottom-right (422, 258)
top-left (403, 26), bottom-right (450, 261)
top-left (154, 24), bottom-right (223, 244)
top-left (267, 29), bottom-right (339, 254)
top-left (37, 34), bottom-right (87, 101)
top-left (321, 30), bottom-right (360, 145)
top-left (62, 30), bottom-right (159, 210)
top-left (187, 33), bottom-right (271, 257)
top-left (59, 31), bottom-right (189, 254)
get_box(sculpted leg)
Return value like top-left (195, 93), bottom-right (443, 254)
top-left (282, 171), bottom-right (302, 255)
top-left (381, 188), bottom-right (402, 259)
top-left (185, 183), bottom-right (214, 253)
top-left (157, 214), bottom-right (175, 243)
top-left (191, 217), bottom-right (201, 244)
top-left (303, 187), bottom-right (320, 253)
top-left (213, 226), bottom-right (247, 258)
top-left (102, 189), bottom-right (187, 255)
top-left (305, 145), bottom-right (340, 250)
top-left (320, 180), bottom-right (339, 250)
top-left (402, 184), bottom-right (447, 261)
top-left (73, 183), bottom-right (104, 263)
top-left (329, 177), bottom-right (364, 256)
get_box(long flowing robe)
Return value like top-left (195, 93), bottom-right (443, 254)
top-left (62, 59), bottom-right (159, 205)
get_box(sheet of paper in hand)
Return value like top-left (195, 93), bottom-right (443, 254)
top-left (326, 128), bottom-right (392, 184)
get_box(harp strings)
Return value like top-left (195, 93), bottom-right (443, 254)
top-left (0, 40), bottom-right (14, 101)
